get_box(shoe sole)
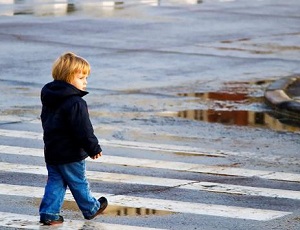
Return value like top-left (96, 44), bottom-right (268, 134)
top-left (40, 220), bottom-right (64, 225)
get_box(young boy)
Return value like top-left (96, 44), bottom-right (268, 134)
top-left (39, 52), bottom-right (108, 225)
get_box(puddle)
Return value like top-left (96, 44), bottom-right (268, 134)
top-left (0, 0), bottom-right (202, 17)
top-left (33, 199), bottom-right (173, 217)
top-left (178, 92), bottom-right (262, 104)
top-left (105, 205), bottom-right (173, 216)
top-left (176, 109), bottom-right (300, 133)
top-left (62, 200), bottom-right (173, 216)
top-left (173, 82), bottom-right (300, 133)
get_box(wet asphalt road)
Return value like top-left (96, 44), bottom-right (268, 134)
top-left (0, 0), bottom-right (300, 229)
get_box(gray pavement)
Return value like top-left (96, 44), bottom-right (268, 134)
top-left (1, 0), bottom-right (300, 229)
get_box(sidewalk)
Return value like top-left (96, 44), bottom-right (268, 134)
top-left (264, 76), bottom-right (300, 121)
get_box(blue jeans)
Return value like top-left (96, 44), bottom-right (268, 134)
top-left (39, 160), bottom-right (100, 220)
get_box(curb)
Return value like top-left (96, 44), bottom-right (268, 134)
top-left (264, 75), bottom-right (300, 121)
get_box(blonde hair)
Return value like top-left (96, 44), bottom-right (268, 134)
top-left (52, 52), bottom-right (90, 83)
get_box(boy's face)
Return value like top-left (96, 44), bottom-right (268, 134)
top-left (70, 72), bottom-right (88, 91)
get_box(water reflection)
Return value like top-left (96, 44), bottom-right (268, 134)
top-left (62, 200), bottom-right (173, 216)
top-left (33, 198), bottom-right (173, 217)
top-left (179, 91), bottom-right (260, 103)
top-left (178, 109), bottom-right (300, 132)
top-left (107, 205), bottom-right (172, 216)
top-left (176, 92), bottom-right (300, 133)
top-left (0, 0), bottom-right (202, 17)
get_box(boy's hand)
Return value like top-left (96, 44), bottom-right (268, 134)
top-left (91, 152), bottom-right (102, 160)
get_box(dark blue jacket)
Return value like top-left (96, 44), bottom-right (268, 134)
top-left (41, 80), bottom-right (102, 165)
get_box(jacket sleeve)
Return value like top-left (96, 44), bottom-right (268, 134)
top-left (67, 99), bottom-right (102, 157)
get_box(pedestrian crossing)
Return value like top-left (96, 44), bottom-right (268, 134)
top-left (0, 122), bottom-right (299, 228)
top-left (0, 183), bottom-right (291, 221)
top-left (1, 161), bottom-right (300, 200)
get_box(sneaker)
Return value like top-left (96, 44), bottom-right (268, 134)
top-left (40, 215), bottom-right (64, 225)
top-left (86, 197), bottom-right (108, 220)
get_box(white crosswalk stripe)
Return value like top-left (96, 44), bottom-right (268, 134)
top-left (0, 128), bottom-right (224, 157)
top-left (0, 212), bottom-right (166, 230)
top-left (0, 125), bottom-right (298, 227)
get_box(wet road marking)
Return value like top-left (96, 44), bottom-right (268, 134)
top-left (0, 128), bottom-right (235, 157)
top-left (0, 184), bottom-right (292, 221)
top-left (0, 127), bottom-right (297, 166)
top-left (1, 161), bottom-right (300, 200)
top-left (0, 211), bottom-right (166, 230)
top-left (0, 128), bottom-right (296, 165)
top-left (1, 144), bottom-right (300, 183)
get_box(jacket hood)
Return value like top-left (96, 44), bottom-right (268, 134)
top-left (41, 80), bottom-right (88, 107)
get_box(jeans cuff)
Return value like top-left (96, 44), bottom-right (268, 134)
top-left (82, 201), bottom-right (100, 219)
top-left (40, 213), bottom-right (60, 221)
